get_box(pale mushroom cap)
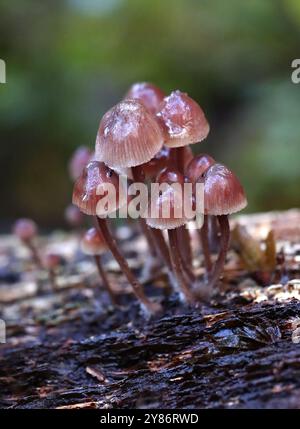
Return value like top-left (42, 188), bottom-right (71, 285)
top-left (42, 253), bottom-right (61, 269)
top-left (95, 99), bottom-right (164, 169)
top-left (125, 82), bottom-right (165, 114)
top-left (204, 164), bottom-right (247, 216)
top-left (72, 161), bottom-right (126, 216)
top-left (157, 90), bottom-right (210, 148)
top-left (146, 170), bottom-right (190, 230)
top-left (13, 218), bottom-right (37, 241)
top-left (69, 146), bottom-right (93, 181)
top-left (64, 205), bottom-right (84, 227)
top-left (185, 153), bottom-right (215, 183)
top-left (81, 227), bottom-right (107, 256)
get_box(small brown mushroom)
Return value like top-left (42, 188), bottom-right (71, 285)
top-left (12, 218), bottom-right (42, 269)
top-left (146, 168), bottom-right (195, 303)
top-left (203, 163), bottom-right (247, 294)
top-left (81, 227), bottom-right (118, 305)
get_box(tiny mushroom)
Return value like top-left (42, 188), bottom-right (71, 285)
top-left (69, 146), bottom-right (93, 182)
top-left (186, 154), bottom-right (216, 272)
top-left (81, 227), bottom-right (117, 305)
top-left (203, 163), bottom-right (247, 293)
top-left (42, 253), bottom-right (61, 291)
top-left (64, 204), bottom-right (84, 229)
top-left (12, 218), bottom-right (42, 268)
top-left (146, 168), bottom-right (195, 303)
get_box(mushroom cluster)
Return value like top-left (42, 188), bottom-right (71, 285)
top-left (71, 82), bottom-right (247, 314)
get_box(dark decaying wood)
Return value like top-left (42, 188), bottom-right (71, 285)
top-left (0, 209), bottom-right (300, 409)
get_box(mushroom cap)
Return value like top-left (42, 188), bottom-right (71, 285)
top-left (157, 90), bottom-right (210, 148)
top-left (42, 253), bottom-right (61, 269)
top-left (185, 153), bottom-right (215, 183)
top-left (146, 169), bottom-right (190, 230)
top-left (204, 164), bottom-right (247, 215)
top-left (156, 167), bottom-right (185, 185)
top-left (81, 227), bottom-right (107, 256)
top-left (13, 218), bottom-right (38, 241)
top-left (125, 82), bottom-right (165, 114)
top-left (64, 205), bottom-right (84, 227)
top-left (72, 161), bottom-right (126, 216)
top-left (95, 99), bottom-right (164, 169)
top-left (69, 146), bottom-right (93, 181)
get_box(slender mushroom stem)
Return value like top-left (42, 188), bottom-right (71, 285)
top-left (131, 166), bottom-right (158, 258)
top-left (168, 229), bottom-right (194, 303)
top-left (208, 215), bottom-right (220, 253)
top-left (96, 217), bottom-right (160, 314)
top-left (48, 268), bottom-right (57, 291)
top-left (150, 228), bottom-right (173, 272)
top-left (176, 229), bottom-right (196, 283)
top-left (138, 216), bottom-right (157, 258)
top-left (177, 225), bottom-right (193, 266)
top-left (94, 254), bottom-right (118, 305)
top-left (206, 215), bottom-right (230, 292)
top-left (199, 215), bottom-right (212, 273)
top-left (23, 239), bottom-right (43, 269)
top-left (175, 148), bottom-right (193, 270)
top-left (175, 146), bottom-right (186, 173)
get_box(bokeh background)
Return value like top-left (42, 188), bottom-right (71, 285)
top-left (1, 0), bottom-right (300, 230)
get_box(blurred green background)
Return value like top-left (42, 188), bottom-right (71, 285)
top-left (0, 0), bottom-right (300, 230)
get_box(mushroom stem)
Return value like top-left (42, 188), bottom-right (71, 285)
top-left (94, 254), bottom-right (118, 305)
top-left (48, 268), bottom-right (57, 291)
top-left (208, 215), bottom-right (220, 253)
top-left (150, 228), bottom-right (173, 272)
top-left (168, 229), bottom-right (194, 303)
top-left (139, 217), bottom-right (157, 258)
top-left (177, 226), bottom-right (193, 267)
top-left (131, 166), bottom-right (158, 258)
top-left (199, 215), bottom-right (212, 273)
top-left (96, 217), bottom-right (159, 314)
top-left (206, 215), bottom-right (230, 291)
top-left (174, 147), bottom-right (194, 271)
top-left (175, 146), bottom-right (186, 173)
top-left (176, 229), bottom-right (196, 283)
top-left (24, 239), bottom-right (43, 269)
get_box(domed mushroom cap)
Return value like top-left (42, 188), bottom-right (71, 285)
top-left (72, 161), bottom-right (126, 216)
top-left (69, 146), bottom-right (93, 181)
top-left (64, 205), bottom-right (84, 227)
top-left (81, 227), bottom-right (107, 256)
top-left (186, 153), bottom-right (215, 183)
top-left (125, 82), bottom-right (165, 114)
top-left (146, 169), bottom-right (190, 230)
top-left (156, 167), bottom-right (185, 185)
top-left (157, 90), bottom-right (210, 148)
top-left (42, 253), bottom-right (61, 269)
top-left (204, 164), bottom-right (247, 216)
top-left (95, 99), bottom-right (164, 169)
top-left (13, 218), bottom-right (38, 241)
